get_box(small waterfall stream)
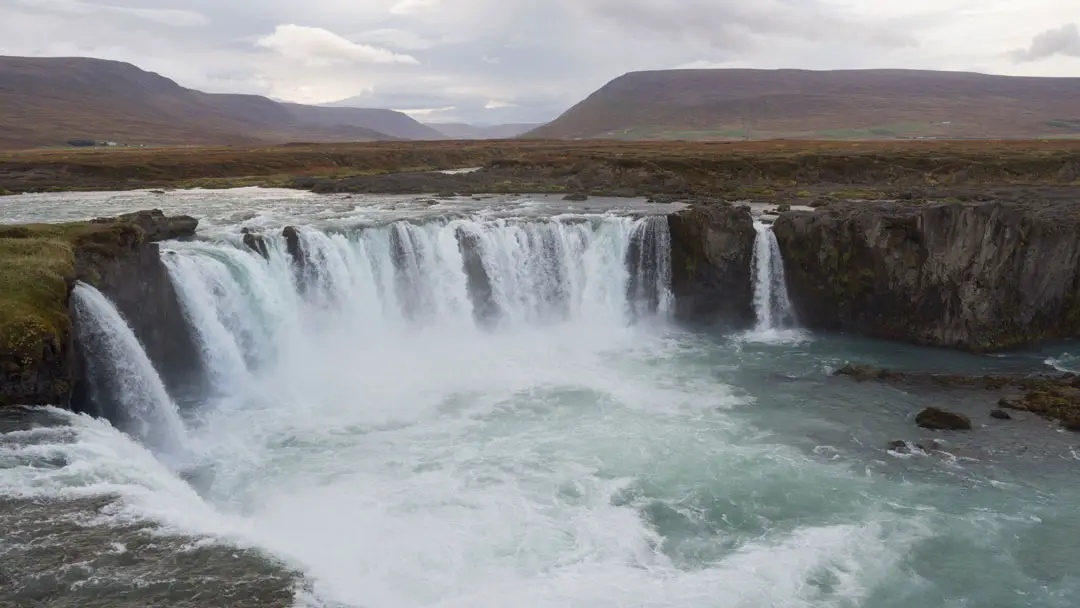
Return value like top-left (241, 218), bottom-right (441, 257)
top-left (751, 220), bottom-right (795, 331)
top-left (71, 282), bottom-right (188, 454)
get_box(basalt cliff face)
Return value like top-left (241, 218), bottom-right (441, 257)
top-left (773, 201), bottom-right (1080, 350)
top-left (0, 210), bottom-right (198, 408)
top-left (668, 204), bottom-right (757, 324)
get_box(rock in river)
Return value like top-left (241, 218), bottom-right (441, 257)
top-left (916, 407), bottom-right (973, 431)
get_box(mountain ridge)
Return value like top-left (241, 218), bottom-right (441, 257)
top-left (527, 68), bottom-right (1080, 140)
top-left (0, 56), bottom-right (439, 148)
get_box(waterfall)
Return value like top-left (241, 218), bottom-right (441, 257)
top-left (751, 220), bottom-right (795, 331)
top-left (163, 216), bottom-right (671, 348)
top-left (71, 282), bottom-right (187, 453)
top-left (626, 216), bottom-right (674, 319)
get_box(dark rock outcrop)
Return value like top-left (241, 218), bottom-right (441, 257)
top-left (916, 407), bottom-right (972, 431)
top-left (73, 213), bottom-right (202, 403)
top-left (667, 204), bottom-right (756, 323)
top-left (773, 201), bottom-right (1080, 351)
top-left (93, 209), bottom-right (198, 242)
top-left (990, 409), bottom-right (1012, 420)
top-left (455, 227), bottom-right (497, 326)
top-left (835, 363), bottom-right (1080, 432)
top-left (563, 193), bottom-right (589, 201)
top-left (242, 228), bottom-right (270, 259)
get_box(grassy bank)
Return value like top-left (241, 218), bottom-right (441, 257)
top-left (0, 222), bottom-right (140, 403)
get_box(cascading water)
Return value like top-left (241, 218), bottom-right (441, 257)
top-left (8, 191), bottom-right (1079, 608)
top-left (164, 216), bottom-right (673, 355)
top-left (71, 282), bottom-right (187, 454)
top-left (750, 220), bottom-right (795, 331)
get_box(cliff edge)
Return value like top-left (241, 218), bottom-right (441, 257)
top-left (773, 200), bottom-right (1080, 350)
top-left (0, 210), bottom-right (198, 407)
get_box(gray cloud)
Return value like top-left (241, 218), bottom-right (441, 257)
top-left (1011, 23), bottom-right (1080, 62)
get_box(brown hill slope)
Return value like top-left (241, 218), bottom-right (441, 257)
top-left (0, 56), bottom-right (439, 149)
top-left (527, 69), bottom-right (1080, 140)
top-left (427, 123), bottom-right (543, 139)
top-left (285, 104), bottom-right (445, 140)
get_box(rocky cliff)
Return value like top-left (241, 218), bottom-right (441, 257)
top-left (773, 201), bottom-right (1080, 350)
top-left (0, 210), bottom-right (198, 408)
top-left (668, 204), bottom-right (757, 324)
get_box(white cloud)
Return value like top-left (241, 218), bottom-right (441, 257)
top-left (395, 106), bottom-right (456, 117)
top-left (390, 0), bottom-right (440, 16)
top-left (484, 100), bottom-right (516, 109)
top-left (257, 24), bottom-right (420, 66)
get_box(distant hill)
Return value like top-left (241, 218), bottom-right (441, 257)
top-left (0, 56), bottom-right (438, 149)
top-left (427, 123), bottom-right (543, 140)
top-left (527, 69), bottom-right (1080, 140)
top-left (291, 103), bottom-right (445, 140)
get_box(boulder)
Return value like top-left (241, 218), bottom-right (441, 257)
top-left (106, 209), bottom-right (198, 242)
top-left (990, 409), bottom-right (1013, 420)
top-left (563, 193), bottom-right (589, 201)
top-left (886, 440), bottom-right (909, 452)
top-left (916, 407), bottom-right (972, 431)
top-left (1063, 416), bottom-right (1080, 432)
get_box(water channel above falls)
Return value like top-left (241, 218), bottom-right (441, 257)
top-left (1, 190), bottom-right (1079, 608)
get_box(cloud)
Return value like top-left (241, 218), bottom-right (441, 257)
top-left (15, 0), bottom-right (208, 27)
top-left (352, 28), bottom-right (438, 51)
top-left (484, 100), bottom-right (516, 109)
top-left (390, 0), bottom-right (440, 16)
top-left (257, 24), bottom-right (420, 66)
top-left (1011, 23), bottom-right (1080, 62)
top-left (574, 0), bottom-right (915, 49)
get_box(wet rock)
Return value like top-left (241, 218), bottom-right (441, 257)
top-left (563, 192), bottom-right (589, 201)
top-left (667, 204), bottom-right (756, 324)
top-left (916, 407), bottom-right (972, 431)
top-left (437, 191), bottom-right (458, 198)
top-left (105, 209), bottom-right (198, 242)
top-left (886, 440), bottom-right (910, 452)
top-left (776, 204), bottom-right (792, 212)
top-left (990, 409), bottom-right (1013, 420)
top-left (773, 201), bottom-right (1080, 351)
top-left (1063, 416), bottom-right (1080, 432)
top-left (834, 364), bottom-right (892, 381)
top-left (241, 228), bottom-right (269, 260)
top-left (282, 226), bottom-right (302, 265)
top-left (916, 439), bottom-right (943, 452)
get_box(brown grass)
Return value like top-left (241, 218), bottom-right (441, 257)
top-left (2, 139), bottom-right (1079, 193)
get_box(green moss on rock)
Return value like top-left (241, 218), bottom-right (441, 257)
top-left (0, 220), bottom-right (150, 406)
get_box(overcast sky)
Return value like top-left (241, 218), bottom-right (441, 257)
top-left (3, 0), bottom-right (1079, 124)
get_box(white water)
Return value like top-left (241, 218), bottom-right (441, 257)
top-left (70, 282), bottom-right (187, 456)
top-left (8, 194), bottom-right (1080, 608)
top-left (750, 221), bottom-right (796, 336)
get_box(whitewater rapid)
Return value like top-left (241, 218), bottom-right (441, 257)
top-left (3, 191), bottom-right (1080, 608)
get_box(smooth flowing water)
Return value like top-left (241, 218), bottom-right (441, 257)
top-left (2, 190), bottom-right (1079, 608)
top-left (751, 220), bottom-right (795, 333)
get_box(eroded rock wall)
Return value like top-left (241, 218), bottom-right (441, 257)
top-left (668, 204), bottom-right (757, 324)
top-left (773, 201), bottom-right (1080, 350)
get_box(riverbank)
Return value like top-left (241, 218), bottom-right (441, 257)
top-left (2, 140), bottom-right (1079, 200)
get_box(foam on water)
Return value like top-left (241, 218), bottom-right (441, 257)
top-left (4, 193), bottom-right (1079, 608)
